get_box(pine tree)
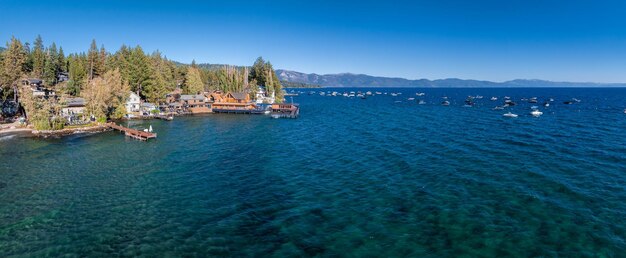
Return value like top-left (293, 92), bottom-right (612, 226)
top-left (57, 47), bottom-right (66, 73)
top-left (2, 37), bottom-right (27, 102)
top-left (43, 43), bottom-right (59, 86)
top-left (32, 35), bottom-right (45, 78)
top-left (87, 39), bottom-right (101, 80)
top-left (183, 67), bottom-right (203, 94)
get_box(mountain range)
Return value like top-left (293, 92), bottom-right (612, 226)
top-left (276, 69), bottom-right (626, 88)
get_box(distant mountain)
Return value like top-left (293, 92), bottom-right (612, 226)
top-left (276, 69), bottom-right (626, 88)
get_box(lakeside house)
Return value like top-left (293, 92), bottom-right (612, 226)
top-left (180, 94), bottom-right (212, 113)
top-left (61, 97), bottom-right (86, 124)
top-left (125, 92), bottom-right (141, 114)
top-left (22, 78), bottom-right (55, 98)
top-left (141, 102), bottom-right (158, 116)
top-left (212, 92), bottom-right (258, 113)
top-left (255, 86), bottom-right (275, 104)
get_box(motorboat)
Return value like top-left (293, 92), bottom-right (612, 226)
top-left (530, 110), bottom-right (543, 117)
top-left (529, 97), bottom-right (538, 103)
top-left (441, 100), bottom-right (450, 106)
top-left (366, 91), bottom-right (372, 96)
top-left (543, 102), bottom-right (550, 107)
top-left (503, 112), bottom-right (518, 118)
top-left (391, 93), bottom-right (398, 97)
top-left (490, 97), bottom-right (498, 101)
top-left (408, 97), bottom-right (415, 101)
top-left (418, 100), bottom-right (426, 105)
top-left (416, 92), bottom-right (425, 96)
top-left (493, 106), bottom-right (505, 110)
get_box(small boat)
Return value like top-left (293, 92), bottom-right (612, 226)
top-left (442, 100), bottom-right (450, 106)
top-left (475, 95), bottom-right (483, 99)
top-left (407, 97), bottom-right (415, 101)
top-left (623, 109), bottom-right (626, 114)
top-left (366, 91), bottom-right (372, 96)
top-left (504, 96), bottom-right (511, 100)
top-left (503, 112), bottom-right (518, 118)
top-left (357, 93), bottom-right (366, 99)
top-left (391, 93), bottom-right (398, 97)
top-left (504, 100), bottom-right (516, 106)
top-left (530, 105), bottom-right (539, 109)
top-left (490, 97), bottom-right (498, 101)
top-left (418, 100), bottom-right (426, 105)
top-left (375, 92), bottom-right (382, 95)
top-left (543, 102), bottom-right (550, 107)
top-left (493, 106), bottom-right (505, 110)
top-left (573, 98), bottom-right (581, 103)
top-left (530, 110), bottom-right (543, 117)
top-left (563, 101), bottom-right (574, 105)
top-left (416, 92), bottom-right (425, 96)
top-left (529, 97), bottom-right (538, 103)
top-left (549, 98), bottom-right (555, 102)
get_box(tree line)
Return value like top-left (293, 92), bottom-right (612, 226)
top-left (0, 35), bottom-right (284, 127)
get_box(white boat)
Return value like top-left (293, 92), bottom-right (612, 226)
top-left (503, 112), bottom-right (518, 118)
top-left (418, 100), bottom-right (426, 105)
top-left (375, 92), bottom-right (382, 95)
top-left (391, 93), bottom-right (398, 97)
top-left (531, 110), bottom-right (543, 117)
top-left (366, 91), bottom-right (372, 95)
top-left (407, 97), bottom-right (415, 101)
top-left (441, 100), bottom-right (450, 106)
top-left (493, 106), bottom-right (504, 110)
top-left (490, 97), bottom-right (498, 101)
top-left (416, 92), bottom-right (425, 96)
top-left (623, 109), bottom-right (626, 114)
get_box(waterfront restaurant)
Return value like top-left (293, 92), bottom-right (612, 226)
top-left (211, 92), bottom-right (257, 113)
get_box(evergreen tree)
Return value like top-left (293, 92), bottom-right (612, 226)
top-left (32, 35), bottom-right (45, 78)
top-left (127, 46), bottom-right (151, 95)
top-left (183, 66), bottom-right (203, 94)
top-left (87, 39), bottom-right (104, 79)
top-left (57, 47), bottom-right (66, 73)
top-left (43, 43), bottom-right (59, 85)
top-left (1, 37), bottom-right (27, 101)
top-left (67, 54), bottom-right (87, 96)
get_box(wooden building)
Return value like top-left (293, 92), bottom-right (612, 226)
top-left (211, 92), bottom-right (258, 113)
top-left (180, 94), bottom-right (212, 114)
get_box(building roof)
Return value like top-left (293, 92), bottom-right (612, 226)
top-left (25, 78), bottom-right (43, 84)
top-left (229, 92), bottom-right (248, 100)
top-left (180, 94), bottom-right (206, 101)
top-left (66, 98), bottom-right (85, 107)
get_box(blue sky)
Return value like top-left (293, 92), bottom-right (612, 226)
top-left (2, 0), bottom-right (626, 82)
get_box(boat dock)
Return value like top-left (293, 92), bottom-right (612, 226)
top-left (106, 122), bottom-right (157, 141)
top-left (270, 103), bottom-right (300, 118)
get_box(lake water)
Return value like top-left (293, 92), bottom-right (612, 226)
top-left (1, 88), bottom-right (625, 257)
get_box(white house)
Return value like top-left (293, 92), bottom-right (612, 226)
top-left (255, 86), bottom-right (275, 104)
top-left (126, 92), bottom-right (141, 114)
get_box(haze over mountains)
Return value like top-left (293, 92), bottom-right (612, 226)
top-left (276, 69), bottom-right (626, 88)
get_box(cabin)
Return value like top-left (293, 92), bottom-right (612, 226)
top-left (180, 94), bottom-right (212, 113)
top-left (23, 78), bottom-right (55, 98)
top-left (61, 98), bottom-right (86, 123)
top-left (212, 92), bottom-right (257, 113)
top-left (141, 102), bottom-right (158, 116)
top-left (125, 92), bottom-right (141, 114)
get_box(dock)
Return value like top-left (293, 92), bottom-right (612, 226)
top-left (270, 103), bottom-right (299, 118)
top-left (106, 122), bottom-right (157, 141)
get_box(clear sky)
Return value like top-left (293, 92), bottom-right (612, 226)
top-left (2, 0), bottom-right (626, 82)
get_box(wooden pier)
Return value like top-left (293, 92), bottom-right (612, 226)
top-left (106, 122), bottom-right (157, 141)
top-left (270, 103), bottom-right (300, 118)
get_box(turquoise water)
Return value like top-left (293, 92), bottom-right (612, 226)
top-left (1, 88), bottom-right (625, 257)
